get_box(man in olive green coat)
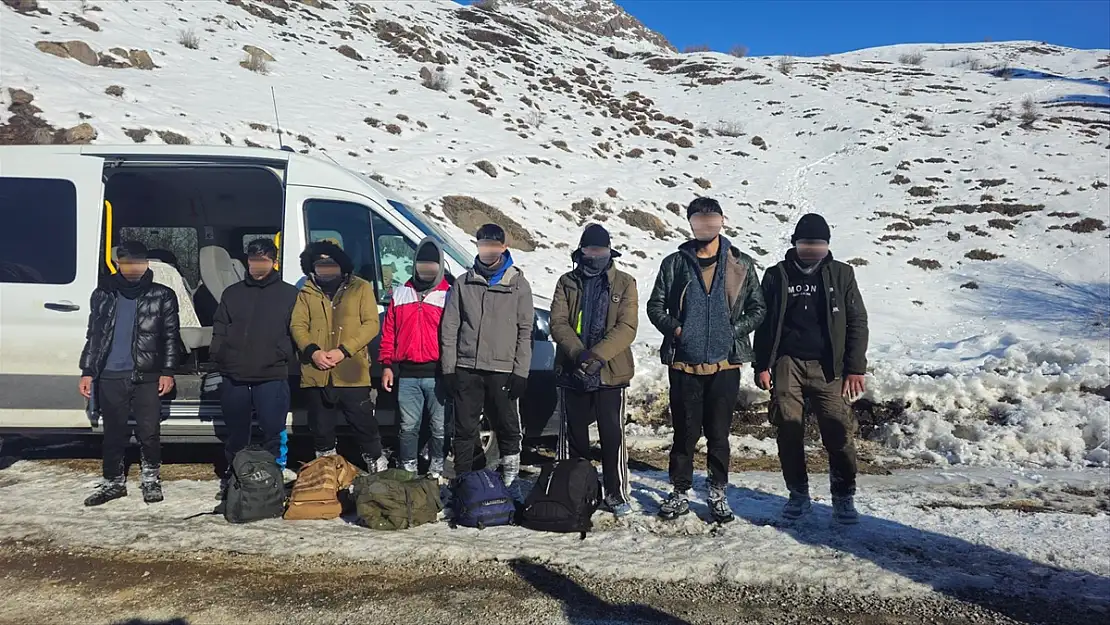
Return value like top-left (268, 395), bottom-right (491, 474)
top-left (291, 241), bottom-right (386, 473)
top-left (549, 224), bottom-right (638, 517)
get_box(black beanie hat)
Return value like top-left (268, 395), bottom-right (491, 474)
top-left (578, 223), bottom-right (611, 249)
top-left (475, 223), bottom-right (506, 243)
top-left (687, 196), bottom-right (723, 218)
top-left (792, 213), bottom-right (831, 244)
top-left (415, 240), bottom-right (440, 263)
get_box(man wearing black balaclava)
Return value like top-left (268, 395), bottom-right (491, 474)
top-left (440, 223), bottom-right (534, 499)
top-left (753, 213), bottom-right (870, 525)
top-left (549, 224), bottom-right (639, 517)
top-left (78, 241), bottom-right (182, 506)
top-left (647, 198), bottom-right (767, 524)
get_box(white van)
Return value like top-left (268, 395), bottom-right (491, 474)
top-left (0, 145), bottom-right (558, 461)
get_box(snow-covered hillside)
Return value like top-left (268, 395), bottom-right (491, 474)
top-left (3, 0), bottom-right (1109, 468)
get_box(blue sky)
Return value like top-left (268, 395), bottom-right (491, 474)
top-left (613, 1), bottom-right (1110, 56)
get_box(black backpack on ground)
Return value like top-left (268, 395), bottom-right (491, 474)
top-left (224, 446), bottom-right (285, 524)
top-left (520, 458), bottom-right (600, 538)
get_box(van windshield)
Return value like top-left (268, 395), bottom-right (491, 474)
top-left (386, 200), bottom-right (472, 268)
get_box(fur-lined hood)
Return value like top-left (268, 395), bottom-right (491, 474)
top-left (299, 240), bottom-right (354, 276)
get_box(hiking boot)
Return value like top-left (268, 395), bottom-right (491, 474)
top-left (427, 457), bottom-right (445, 481)
top-left (657, 490), bottom-right (689, 520)
top-left (604, 494), bottom-right (632, 518)
top-left (782, 490), bottom-right (813, 521)
top-left (832, 496), bottom-right (859, 525)
top-left (401, 459), bottom-right (419, 474)
top-left (707, 485), bottom-right (734, 524)
top-left (141, 480), bottom-right (164, 504)
top-left (84, 479), bottom-right (127, 507)
top-left (501, 453), bottom-right (521, 487)
top-left (363, 453), bottom-right (388, 474)
top-left (315, 448), bottom-right (337, 459)
top-left (215, 477), bottom-right (229, 501)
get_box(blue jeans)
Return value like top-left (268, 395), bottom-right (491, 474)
top-left (397, 377), bottom-right (447, 466)
top-left (220, 378), bottom-right (289, 469)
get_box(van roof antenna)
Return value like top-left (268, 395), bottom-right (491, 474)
top-left (270, 86), bottom-right (289, 152)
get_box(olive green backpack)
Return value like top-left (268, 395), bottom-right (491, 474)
top-left (353, 468), bottom-right (443, 531)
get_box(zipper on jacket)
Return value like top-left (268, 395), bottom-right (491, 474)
top-left (768, 265), bottom-right (790, 366)
top-left (545, 468), bottom-right (556, 495)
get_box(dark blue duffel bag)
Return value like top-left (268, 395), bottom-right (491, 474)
top-left (451, 469), bottom-right (516, 529)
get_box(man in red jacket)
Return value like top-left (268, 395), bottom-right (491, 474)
top-left (380, 238), bottom-right (452, 478)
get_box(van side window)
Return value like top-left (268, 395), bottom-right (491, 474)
top-left (370, 213), bottom-right (416, 303)
top-left (303, 199), bottom-right (375, 284)
top-left (0, 177), bottom-right (77, 284)
top-left (118, 226), bottom-right (199, 286)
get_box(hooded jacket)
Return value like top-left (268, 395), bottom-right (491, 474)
top-left (550, 252), bottom-right (638, 388)
top-left (379, 238), bottom-right (451, 377)
top-left (290, 242), bottom-right (380, 388)
top-left (79, 271), bottom-right (182, 380)
top-left (211, 269), bottom-right (300, 383)
top-left (646, 237), bottom-right (767, 367)
top-left (440, 251), bottom-right (534, 377)
top-left (753, 250), bottom-right (869, 380)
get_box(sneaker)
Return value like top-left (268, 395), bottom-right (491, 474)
top-left (707, 485), bottom-right (734, 524)
top-left (281, 468), bottom-right (298, 483)
top-left (401, 460), bottom-right (418, 474)
top-left (501, 453), bottom-right (521, 487)
top-left (832, 496), bottom-right (859, 525)
top-left (315, 448), bottom-right (337, 459)
top-left (363, 454), bottom-right (388, 474)
top-left (604, 494), bottom-right (632, 518)
top-left (215, 477), bottom-right (229, 501)
top-left (657, 490), bottom-right (689, 520)
top-left (427, 457), bottom-right (445, 481)
top-left (84, 480), bottom-right (127, 507)
top-left (782, 490), bottom-right (813, 520)
top-left (141, 480), bottom-right (164, 504)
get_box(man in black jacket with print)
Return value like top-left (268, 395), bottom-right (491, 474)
top-left (211, 238), bottom-right (299, 499)
top-left (753, 213), bottom-right (869, 524)
top-left (78, 241), bottom-right (181, 506)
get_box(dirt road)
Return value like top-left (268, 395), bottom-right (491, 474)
top-left (0, 540), bottom-right (1083, 625)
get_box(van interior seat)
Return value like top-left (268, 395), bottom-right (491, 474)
top-left (111, 246), bottom-right (209, 351)
top-left (199, 245), bottom-right (245, 303)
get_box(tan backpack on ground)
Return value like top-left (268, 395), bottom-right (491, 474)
top-left (283, 455), bottom-right (360, 521)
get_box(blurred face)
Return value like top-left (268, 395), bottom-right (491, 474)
top-left (117, 258), bottom-right (148, 282)
top-left (581, 245), bottom-right (610, 259)
top-left (795, 239), bottom-right (830, 264)
top-left (247, 255), bottom-right (275, 280)
top-left (313, 257), bottom-right (342, 282)
top-left (689, 212), bottom-right (723, 242)
top-left (415, 260), bottom-right (440, 282)
top-left (476, 241), bottom-right (507, 265)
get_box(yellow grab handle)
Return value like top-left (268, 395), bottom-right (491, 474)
top-left (104, 200), bottom-right (117, 274)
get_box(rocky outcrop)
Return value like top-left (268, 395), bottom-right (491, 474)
top-left (242, 45), bottom-right (275, 62)
top-left (507, 0), bottom-right (675, 52)
top-left (0, 88), bottom-right (99, 146)
top-left (35, 40), bottom-right (157, 69)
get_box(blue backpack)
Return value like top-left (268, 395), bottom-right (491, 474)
top-left (451, 469), bottom-right (516, 529)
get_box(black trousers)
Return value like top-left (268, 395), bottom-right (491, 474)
top-left (98, 376), bottom-right (162, 481)
top-left (667, 367), bottom-right (741, 492)
top-left (557, 387), bottom-right (629, 502)
top-left (452, 369), bottom-right (522, 474)
top-left (305, 387), bottom-right (382, 459)
top-left (221, 378), bottom-right (289, 468)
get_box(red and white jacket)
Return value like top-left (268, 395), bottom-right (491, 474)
top-left (378, 278), bottom-right (451, 371)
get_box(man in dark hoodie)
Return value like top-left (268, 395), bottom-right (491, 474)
top-left (647, 198), bottom-right (767, 523)
top-left (78, 241), bottom-right (181, 506)
top-left (550, 224), bottom-right (638, 517)
top-left (211, 238), bottom-right (300, 499)
top-left (379, 238), bottom-right (452, 479)
top-left (440, 223), bottom-right (533, 497)
top-left (290, 241), bottom-right (386, 472)
top-left (753, 213), bottom-right (869, 524)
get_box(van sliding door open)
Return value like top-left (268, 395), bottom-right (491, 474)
top-left (0, 153), bottom-right (105, 430)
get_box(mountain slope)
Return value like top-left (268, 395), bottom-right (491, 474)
top-left (2, 0), bottom-right (1108, 468)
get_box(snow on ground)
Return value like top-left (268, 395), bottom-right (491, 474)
top-left (0, 461), bottom-right (1106, 607)
top-left (2, 1), bottom-right (1109, 468)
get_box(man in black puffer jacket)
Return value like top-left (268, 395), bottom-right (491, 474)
top-left (211, 238), bottom-right (299, 499)
top-left (78, 241), bottom-right (181, 507)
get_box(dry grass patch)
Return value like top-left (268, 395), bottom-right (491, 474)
top-left (620, 209), bottom-right (670, 239)
top-left (908, 257), bottom-right (942, 270)
top-left (965, 249), bottom-right (1002, 261)
top-left (847, 258), bottom-right (869, 267)
top-left (178, 28), bottom-right (200, 50)
top-left (104, 85), bottom-right (124, 97)
top-left (473, 160), bottom-right (497, 177)
top-left (156, 130), bottom-right (189, 145)
top-left (440, 195), bottom-right (536, 251)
